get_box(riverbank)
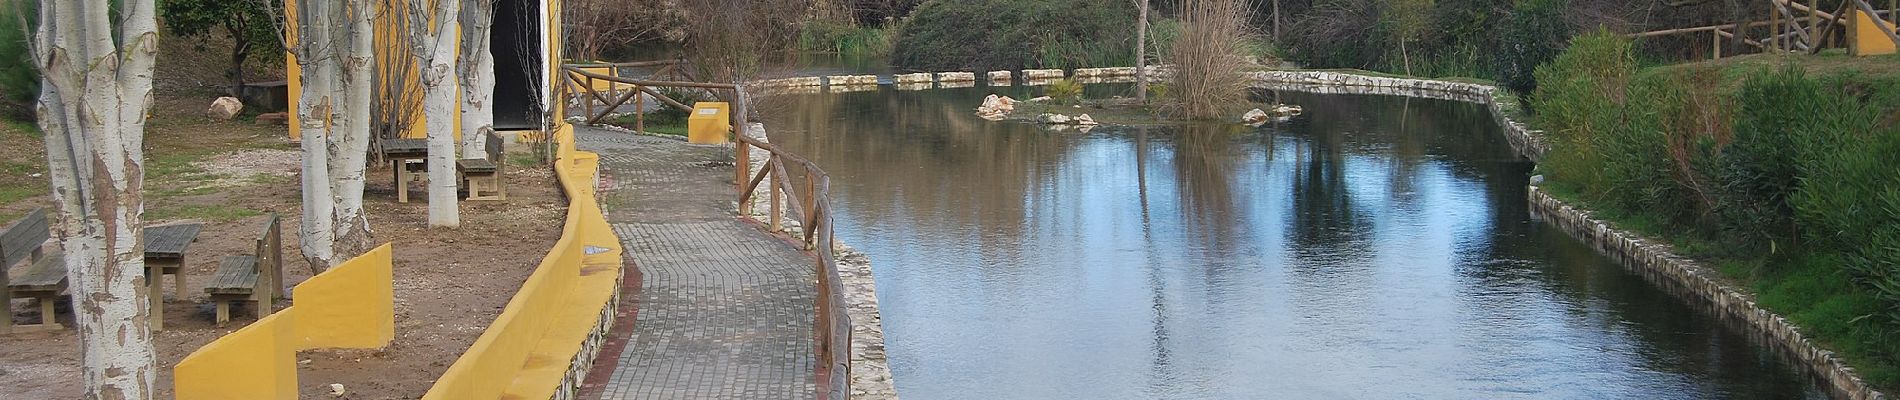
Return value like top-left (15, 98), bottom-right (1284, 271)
top-left (1246, 59), bottom-right (1894, 399)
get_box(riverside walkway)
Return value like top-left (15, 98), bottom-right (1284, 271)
top-left (579, 127), bottom-right (818, 399)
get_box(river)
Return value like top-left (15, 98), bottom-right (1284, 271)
top-left (761, 82), bottom-right (1827, 399)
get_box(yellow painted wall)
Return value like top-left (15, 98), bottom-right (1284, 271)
top-left (174, 312), bottom-right (300, 400)
top-left (1851, 10), bottom-right (1899, 56)
top-left (293, 243), bottom-right (397, 349)
top-left (174, 244), bottom-right (396, 400)
top-left (422, 121), bottom-right (625, 400)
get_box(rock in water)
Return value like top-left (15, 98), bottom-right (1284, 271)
top-left (976, 94), bottom-right (1018, 120)
top-left (1241, 108), bottom-right (1269, 125)
top-left (1037, 113), bottom-right (1072, 124)
top-left (1074, 114), bottom-right (1099, 125)
top-left (207, 97), bottom-right (244, 120)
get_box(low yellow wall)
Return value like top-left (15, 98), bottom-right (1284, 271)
top-left (174, 244), bottom-right (397, 400)
top-left (423, 122), bottom-right (625, 399)
top-left (173, 312), bottom-right (299, 400)
top-left (293, 244), bottom-right (396, 349)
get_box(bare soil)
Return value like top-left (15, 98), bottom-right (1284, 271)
top-left (0, 95), bottom-right (566, 399)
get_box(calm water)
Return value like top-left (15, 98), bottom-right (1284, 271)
top-left (764, 84), bottom-right (1828, 399)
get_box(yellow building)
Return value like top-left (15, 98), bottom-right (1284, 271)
top-left (284, 0), bottom-right (565, 141)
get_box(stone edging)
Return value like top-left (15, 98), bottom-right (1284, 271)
top-left (1243, 69), bottom-right (1885, 400)
top-left (1529, 188), bottom-right (1886, 400)
top-left (1244, 70), bottom-right (1546, 162)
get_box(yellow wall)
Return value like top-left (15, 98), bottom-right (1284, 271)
top-left (174, 244), bottom-right (396, 400)
top-left (421, 121), bottom-right (625, 400)
top-left (173, 312), bottom-right (300, 400)
top-left (292, 244), bottom-right (397, 349)
top-left (1851, 10), bottom-right (1899, 56)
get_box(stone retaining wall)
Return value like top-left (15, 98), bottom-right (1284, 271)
top-left (1244, 70), bottom-right (1544, 162)
top-left (1528, 188), bottom-right (1887, 400)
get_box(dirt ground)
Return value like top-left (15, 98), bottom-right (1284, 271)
top-left (0, 95), bottom-right (567, 399)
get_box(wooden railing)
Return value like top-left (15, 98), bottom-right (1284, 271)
top-left (560, 63), bottom-right (852, 399)
top-left (560, 60), bottom-right (744, 129)
top-left (735, 134), bottom-right (852, 400)
top-left (1627, 1), bottom-right (1898, 60)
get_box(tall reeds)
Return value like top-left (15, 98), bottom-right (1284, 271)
top-left (1168, 0), bottom-right (1259, 120)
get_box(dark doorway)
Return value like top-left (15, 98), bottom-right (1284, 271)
top-left (493, 0), bottom-right (543, 130)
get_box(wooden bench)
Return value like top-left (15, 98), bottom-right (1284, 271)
top-left (143, 222), bottom-right (203, 331)
top-left (383, 138), bottom-right (429, 203)
top-left (2, 208), bottom-right (65, 333)
top-left (458, 131), bottom-right (507, 201)
top-left (204, 215), bottom-right (283, 326)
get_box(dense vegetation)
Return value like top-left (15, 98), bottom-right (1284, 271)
top-left (1533, 31), bottom-right (1900, 386)
top-left (891, 0), bottom-right (1138, 70)
top-left (0, 1), bottom-right (38, 119)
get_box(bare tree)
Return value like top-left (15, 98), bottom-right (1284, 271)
top-left (29, 0), bottom-right (160, 397)
top-left (458, 0), bottom-right (496, 156)
top-left (564, 0), bottom-right (682, 61)
top-left (1135, 0), bottom-right (1151, 103)
top-left (281, 0), bottom-right (376, 270)
top-left (372, 0), bottom-right (424, 158)
top-left (409, 0), bottom-right (460, 227)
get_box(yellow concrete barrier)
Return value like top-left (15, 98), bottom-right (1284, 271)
top-left (293, 244), bottom-right (396, 349)
top-left (423, 122), bottom-right (625, 399)
top-left (174, 312), bottom-right (299, 400)
top-left (174, 244), bottom-right (396, 400)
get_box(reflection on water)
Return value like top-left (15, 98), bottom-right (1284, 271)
top-left (765, 85), bottom-right (1827, 399)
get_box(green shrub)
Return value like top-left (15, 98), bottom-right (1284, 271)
top-left (1531, 30), bottom-right (1643, 204)
top-left (1044, 79), bottom-right (1083, 104)
top-left (799, 20), bottom-right (897, 58)
top-left (891, 0), bottom-right (1136, 71)
top-left (0, 1), bottom-right (38, 120)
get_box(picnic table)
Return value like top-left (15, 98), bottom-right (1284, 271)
top-left (384, 138), bottom-right (429, 203)
top-left (145, 223), bottom-right (202, 330)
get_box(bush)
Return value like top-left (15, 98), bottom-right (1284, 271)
top-left (1044, 79), bottom-right (1083, 104)
top-left (891, 0), bottom-right (1136, 71)
top-left (0, 1), bottom-right (38, 120)
top-left (799, 20), bottom-right (897, 58)
top-left (1492, 0), bottom-right (1570, 93)
top-left (1168, 0), bottom-right (1257, 120)
top-left (1531, 30), bottom-right (1643, 205)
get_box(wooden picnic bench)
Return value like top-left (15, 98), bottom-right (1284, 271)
top-left (459, 131), bottom-right (507, 201)
top-left (205, 215), bottom-right (283, 326)
top-left (2, 208), bottom-right (64, 333)
top-left (384, 138), bottom-right (430, 203)
top-left (144, 222), bottom-right (203, 331)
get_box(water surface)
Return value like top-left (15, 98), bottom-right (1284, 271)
top-left (766, 85), bottom-right (1827, 399)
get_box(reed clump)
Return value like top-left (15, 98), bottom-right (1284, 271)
top-left (1166, 0), bottom-right (1259, 120)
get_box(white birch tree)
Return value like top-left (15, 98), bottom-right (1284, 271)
top-left (1134, 0), bottom-right (1150, 103)
top-left (412, 0), bottom-right (459, 227)
top-left (30, 0), bottom-right (161, 397)
top-left (286, 0), bottom-right (374, 270)
top-left (458, 0), bottom-right (496, 157)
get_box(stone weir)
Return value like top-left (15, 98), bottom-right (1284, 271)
top-left (1245, 69), bottom-right (1885, 400)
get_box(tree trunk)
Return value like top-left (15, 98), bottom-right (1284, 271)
top-left (33, 0), bottom-right (161, 398)
top-left (459, 0), bottom-right (497, 157)
top-left (421, 0), bottom-right (462, 228)
top-left (1135, 0), bottom-right (1149, 103)
top-left (295, 0), bottom-right (340, 270)
top-left (332, 0), bottom-right (375, 258)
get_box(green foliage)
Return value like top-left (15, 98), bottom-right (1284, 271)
top-left (1492, 0), bottom-right (1569, 93)
top-left (892, 0), bottom-right (1136, 71)
top-left (158, 0), bottom-right (285, 88)
top-left (799, 20), bottom-right (897, 58)
top-left (0, 1), bottom-right (37, 120)
top-left (1534, 32), bottom-right (1900, 386)
top-left (1044, 79), bottom-right (1084, 104)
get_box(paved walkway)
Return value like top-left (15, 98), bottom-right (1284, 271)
top-left (581, 127), bottom-right (818, 400)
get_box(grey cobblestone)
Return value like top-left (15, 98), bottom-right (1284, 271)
top-left (580, 127), bottom-right (818, 400)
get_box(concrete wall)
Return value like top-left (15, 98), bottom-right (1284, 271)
top-left (174, 244), bottom-right (397, 400)
top-left (422, 123), bottom-right (627, 400)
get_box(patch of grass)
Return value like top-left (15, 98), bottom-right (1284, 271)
top-left (507, 152), bottom-right (543, 168)
top-left (247, 173), bottom-right (292, 186)
top-left (0, 185), bottom-right (39, 206)
top-left (146, 204), bottom-right (262, 223)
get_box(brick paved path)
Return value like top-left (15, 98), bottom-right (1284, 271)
top-left (581, 128), bottom-right (818, 400)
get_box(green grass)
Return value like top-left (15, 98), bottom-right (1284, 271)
top-left (507, 152), bottom-right (543, 168)
top-left (146, 204), bottom-right (262, 223)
